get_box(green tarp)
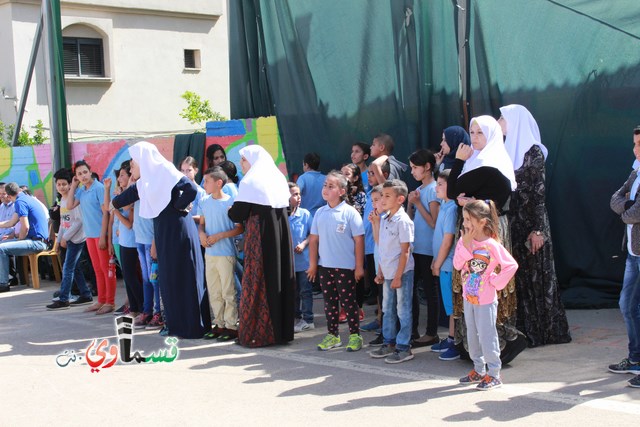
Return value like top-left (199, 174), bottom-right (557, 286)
top-left (229, 0), bottom-right (640, 307)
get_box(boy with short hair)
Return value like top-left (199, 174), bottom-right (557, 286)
top-left (297, 152), bottom-right (326, 216)
top-left (428, 169), bottom-right (460, 360)
top-left (369, 179), bottom-right (415, 363)
top-left (369, 133), bottom-right (408, 183)
top-left (199, 167), bottom-right (244, 342)
top-left (288, 182), bottom-right (315, 332)
top-left (351, 142), bottom-right (371, 192)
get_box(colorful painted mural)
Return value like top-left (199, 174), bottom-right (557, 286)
top-left (0, 117), bottom-right (285, 207)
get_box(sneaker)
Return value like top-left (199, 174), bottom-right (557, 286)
top-left (113, 304), bottom-right (129, 315)
top-left (217, 328), bottom-right (238, 342)
top-left (70, 296), bottom-right (94, 306)
top-left (412, 335), bottom-right (439, 348)
top-left (159, 326), bottom-right (170, 336)
top-left (317, 334), bottom-right (342, 351)
top-left (46, 300), bottom-right (70, 310)
top-left (439, 346), bottom-right (461, 361)
top-left (460, 369), bottom-right (485, 384)
top-left (145, 312), bottom-right (164, 330)
top-left (134, 313), bottom-right (152, 329)
top-left (370, 344), bottom-right (395, 359)
top-left (339, 308), bottom-right (347, 324)
top-left (608, 358), bottom-right (640, 374)
top-left (69, 295), bottom-right (79, 303)
top-left (476, 375), bottom-right (502, 391)
top-left (359, 308), bottom-right (365, 322)
top-left (294, 319), bottom-right (314, 333)
top-left (369, 333), bottom-right (384, 347)
top-left (360, 319), bottom-right (380, 332)
top-left (346, 334), bottom-right (363, 352)
top-left (628, 375), bottom-right (640, 388)
top-left (385, 349), bottom-right (414, 364)
top-left (431, 338), bottom-right (454, 353)
top-left (203, 325), bottom-right (222, 340)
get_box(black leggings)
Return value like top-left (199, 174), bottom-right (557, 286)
top-left (319, 266), bottom-right (360, 335)
top-left (120, 245), bottom-right (143, 313)
top-left (412, 253), bottom-right (439, 337)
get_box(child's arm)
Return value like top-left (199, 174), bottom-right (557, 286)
top-left (488, 240), bottom-right (518, 291)
top-left (370, 155), bottom-right (389, 184)
top-left (107, 212), bottom-right (114, 256)
top-left (411, 197), bottom-right (440, 228)
top-left (391, 242), bottom-right (411, 289)
top-left (294, 237), bottom-right (309, 254)
top-left (453, 238), bottom-right (473, 271)
top-left (66, 177), bottom-right (81, 210)
top-left (198, 216), bottom-right (209, 248)
top-left (206, 223), bottom-right (244, 246)
top-left (306, 234), bottom-right (319, 282)
top-left (354, 234), bottom-right (365, 281)
top-left (432, 233), bottom-right (454, 277)
top-left (369, 209), bottom-right (381, 243)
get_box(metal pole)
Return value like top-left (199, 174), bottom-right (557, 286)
top-left (11, 14), bottom-right (43, 146)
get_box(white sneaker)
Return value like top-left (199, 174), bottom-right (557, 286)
top-left (294, 319), bottom-right (315, 333)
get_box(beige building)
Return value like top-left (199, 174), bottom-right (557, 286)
top-left (0, 0), bottom-right (229, 142)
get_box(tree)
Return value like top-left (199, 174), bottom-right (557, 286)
top-left (179, 91), bottom-right (227, 130)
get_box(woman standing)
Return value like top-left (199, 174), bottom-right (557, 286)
top-left (499, 104), bottom-right (571, 347)
top-left (228, 145), bottom-right (295, 347)
top-left (447, 115), bottom-right (527, 364)
top-left (435, 126), bottom-right (471, 173)
top-left (112, 141), bottom-right (211, 339)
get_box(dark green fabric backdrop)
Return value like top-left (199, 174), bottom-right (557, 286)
top-left (229, 0), bottom-right (640, 307)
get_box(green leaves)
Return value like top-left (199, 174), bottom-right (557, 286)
top-left (179, 91), bottom-right (227, 130)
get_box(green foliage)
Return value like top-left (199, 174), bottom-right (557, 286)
top-left (179, 91), bottom-right (227, 129)
top-left (0, 119), bottom-right (48, 147)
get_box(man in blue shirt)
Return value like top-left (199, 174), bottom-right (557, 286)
top-left (0, 183), bottom-right (49, 292)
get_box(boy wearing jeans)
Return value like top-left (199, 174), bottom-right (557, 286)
top-left (369, 179), bottom-right (415, 363)
top-left (199, 167), bottom-right (244, 342)
top-left (288, 182), bottom-right (315, 332)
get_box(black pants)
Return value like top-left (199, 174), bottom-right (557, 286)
top-left (120, 245), bottom-right (144, 312)
top-left (319, 266), bottom-right (359, 335)
top-left (412, 253), bottom-right (439, 337)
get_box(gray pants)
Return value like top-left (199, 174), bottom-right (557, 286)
top-left (464, 300), bottom-right (501, 378)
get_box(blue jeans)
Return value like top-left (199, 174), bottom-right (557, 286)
top-left (621, 254), bottom-right (640, 362)
top-left (382, 270), bottom-right (414, 351)
top-left (0, 239), bottom-right (47, 284)
top-left (137, 243), bottom-right (160, 314)
top-left (295, 271), bottom-right (314, 323)
top-left (58, 241), bottom-right (92, 302)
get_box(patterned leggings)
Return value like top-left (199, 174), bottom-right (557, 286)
top-left (319, 266), bottom-right (359, 335)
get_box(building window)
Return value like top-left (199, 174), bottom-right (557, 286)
top-left (63, 37), bottom-right (104, 77)
top-left (184, 49), bottom-right (201, 70)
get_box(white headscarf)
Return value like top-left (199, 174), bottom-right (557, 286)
top-left (235, 145), bottom-right (290, 208)
top-left (462, 115), bottom-right (517, 191)
top-left (129, 141), bottom-right (184, 218)
top-left (500, 104), bottom-right (548, 171)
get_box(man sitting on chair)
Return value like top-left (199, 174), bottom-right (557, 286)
top-left (0, 183), bottom-right (49, 292)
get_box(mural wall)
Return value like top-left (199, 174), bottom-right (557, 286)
top-left (0, 116), bottom-right (285, 207)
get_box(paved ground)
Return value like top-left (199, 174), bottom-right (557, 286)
top-left (0, 279), bottom-right (638, 426)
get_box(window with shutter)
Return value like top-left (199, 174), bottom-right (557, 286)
top-left (63, 37), bottom-right (105, 77)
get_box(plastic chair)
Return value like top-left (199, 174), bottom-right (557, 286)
top-left (21, 237), bottom-right (61, 289)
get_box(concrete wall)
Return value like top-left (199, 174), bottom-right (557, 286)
top-left (0, 0), bottom-right (229, 141)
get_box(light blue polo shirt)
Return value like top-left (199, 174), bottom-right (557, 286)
top-left (198, 194), bottom-right (237, 257)
top-left (289, 207), bottom-right (312, 272)
top-left (118, 209), bottom-right (136, 248)
top-left (378, 206), bottom-right (414, 278)
top-left (432, 199), bottom-right (457, 272)
top-left (311, 201), bottom-right (364, 270)
top-left (75, 180), bottom-right (105, 238)
top-left (133, 200), bottom-right (154, 245)
top-left (223, 182), bottom-right (238, 200)
top-left (412, 181), bottom-right (438, 256)
top-left (297, 170), bottom-right (326, 216)
top-left (361, 170), bottom-right (370, 193)
top-left (191, 185), bottom-right (208, 219)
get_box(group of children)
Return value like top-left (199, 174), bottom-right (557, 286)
top-left (292, 134), bottom-right (518, 390)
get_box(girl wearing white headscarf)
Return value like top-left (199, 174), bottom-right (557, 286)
top-left (447, 115), bottom-right (527, 365)
top-left (499, 104), bottom-right (571, 347)
top-left (228, 145), bottom-right (295, 347)
top-left (112, 141), bottom-right (211, 339)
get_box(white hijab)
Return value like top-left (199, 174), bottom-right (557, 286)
top-left (235, 145), bottom-right (290, 208)
top-left (130, 141), bottom-right (184, 218)
top-left (462, 115), bottom-right (517, 191)
top-left (500, 104), bottom-right (548, 171)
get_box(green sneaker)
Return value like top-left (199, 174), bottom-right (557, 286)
top-left (317, 334), bottom-right (342, 351)
top-left (346, 334), bottom-right (363, 352)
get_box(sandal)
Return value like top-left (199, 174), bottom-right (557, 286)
top-left (84, 302), bottom-right (104, 313)
top-left (96, 304), bottom-right (115, 315)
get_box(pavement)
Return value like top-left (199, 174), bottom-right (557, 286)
top-left (0, 279), bottom-right (638, 426)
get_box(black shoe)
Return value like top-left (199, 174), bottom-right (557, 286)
top-left (9, 277), bottom-right (19, 287)
top-left (47, 300), bottom-right (70, 310)
top-left (217, 329), bottom-right (238, 342)
top-left (53, 290), bottom-right (61, 298)
top-left (70, 295), bottom-right (93, 306)
top-left (0, 284), bottom-right (9, 293)
top-left (113, 304), bottom-right (128, 315)
top-left (369, 333), bottom-right (384, 347)
top-left (203, 325), bottom-right (222, 340)
top-left (411, 335), bottom-right (440, 348)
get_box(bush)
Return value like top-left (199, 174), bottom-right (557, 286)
top-left (179, 91), bottom-right (227, 130)
top-left (0, 119), bottom-right (47, 147)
